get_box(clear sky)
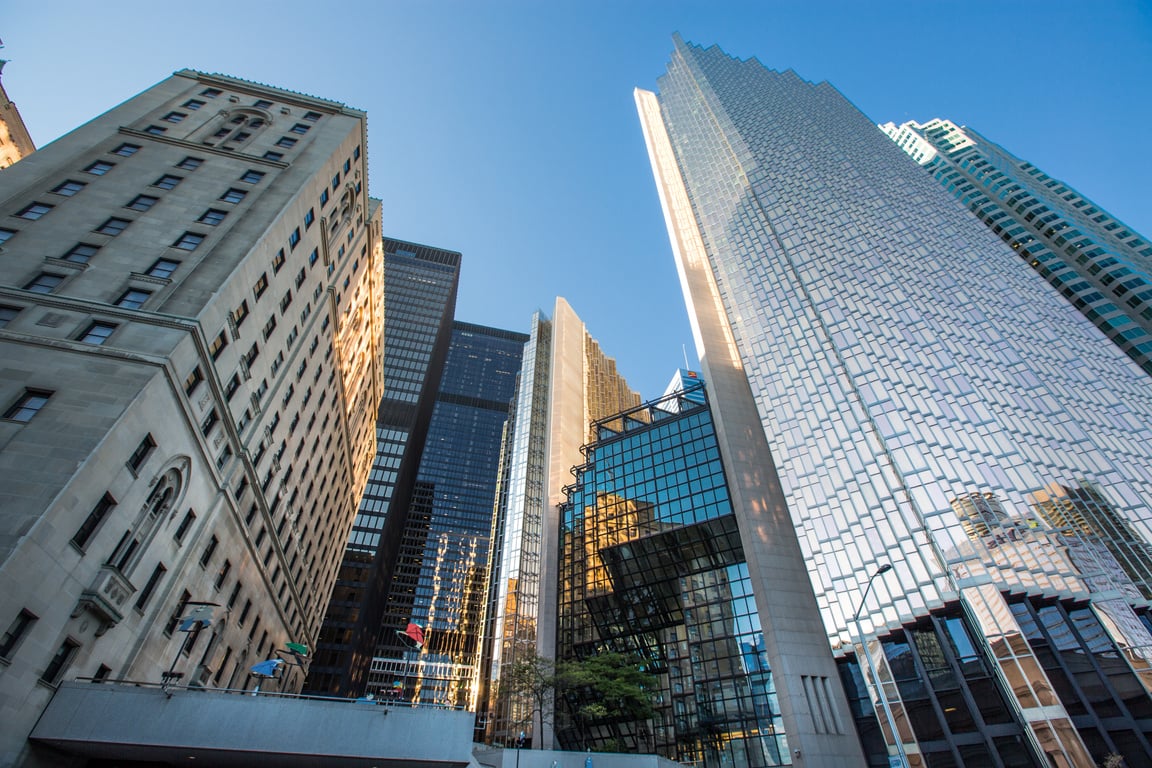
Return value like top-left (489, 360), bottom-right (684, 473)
top-left (6, 1), bottom-right (1151, 399)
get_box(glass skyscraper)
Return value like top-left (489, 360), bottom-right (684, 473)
top-left (366, 321), bottom-right (527, 708)
top-left (307, 238), bottom-right (459, 696)
top-left (882, 119), bottom-right (1152, 376)
top-left (557, 376), bottom-right (789, 765)
top-left (638, 36), bottom-right (1152, 768)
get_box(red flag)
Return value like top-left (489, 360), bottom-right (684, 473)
top-left (396, 622), bottom-right (424, 649)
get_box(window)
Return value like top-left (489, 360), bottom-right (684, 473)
top-left (263, 151), bottom-right (284, 162)
top-left (280, 290), bottom-right (293, 314)
top-left (24, 273), bottom-right (64, 294)
top-left (304, 208), bottom-right (315, 229)
top-left (353, 145), bottom-right (360, 160)
top-left (171, 232), bottom-right (205, 251)
top-left (4, 389), bottom-right (51, 422)
top-left (52, 180), bottom-right (86, 196)
top-left (176, 156), bottom-right (204, 170)
top-left (79, 321), bottom-right (117, 345)
top-left (0, 305), bottom-right (20, 327)
top-left (262, 315), bottom-right (277, 341)
top-left (290, 123), bottom-right (309, 135)
top-left (216, 445), bottom-right (232, 470)
top-left (183, 366), bottom-right (204, 396)
top-left (233, 299), bottom-right (250, 327)
top-left (275, 136), bottom-right (297, 148)
top-left (183, 99), bottom-right (205, 111)
top-left (174, 509), bottom-right (196, 542)
top-left (199, 535), bottom-right (219, 567)
top-left (85, 160), bottom-right (115, 175)
top-left (41, 638), bottom-right (80, 685)
top-left (146, 258), bottom-right (180, 279)
top-left (62, 243), bottom-right (100, 264)
top-left (152, 174), bottom-right (182, 190)
top-left (162, 111), bottom-right (186, 123)
top-left (17, 202), bottom-right (53, 220)
top-left (223, 373), bottom-right (240, 401)
top-left (208, 330), bottom-right (228, 360)
top-left (164, 590), bottom-right (191, 636)
top-left (343, 159), bottom-right (351, 174)
top-left (238, 599), bottom-right (252, 626)
top-left (319, 189), bottom-right (329, 207)
top-left (112, 143), bottom-right (140, 157)
top-left (95, 217), bottom-right (130, 235)
top-left (253, 99), bottom-right (273, 109)
top-left (71, 493), bottom-right (115, 550)
top-left (288, 228), bottom-right (300, 249)
top-left (135, 562), bottom-right (167, 610)
top-left (240, 170), bottom-right (264, 184)
top-left (215, 560), bottom-right (231, 590)
top-left (232, 131), bottom-right (252, 143)
top-left (0, 228), bottom-right (15, 245)
top-left (144, 125), bottom-right (167, 135)
top-left (116, 288), bottom-right (152, 308)
top-left (0, 609), bottom-right (37, 659)
top-left (200, 87), bottom-right (222, 98)
top-left (242, 342), bottom-right (259, 367)
top-left (126, 194), bottom-right (159, 212)
top-left (303, 110), bottom-right (321, 122)
top-left (220, 188), bottom-right (246, 204)
top-left (308, 249), bottom-right (318, 266)
top-left (198, 209), bottom-right (227, 226)
top-left (200, 408), bottom-right (219, 436)
top-left (127, 433), bottom-right (156, 472)
top-left (272, 249), bottom-right (286, 273)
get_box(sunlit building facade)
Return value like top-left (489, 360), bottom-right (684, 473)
top-left (0, 61), bottom-right (35, 169)
top-left (557, 377), bottom-right (790, 766)
top-left (0, 71), bottom-right (382, 766)
top-left (479, 297), bottom-right (640, 747)
top-left (638, 35), bottom-right (1152, 768)
top-left (366, 321), bottom-right (527, 707)
top-left (882, 119), bottom-right (1152, 377)
top-left (308, 238), bottom-right (459, 696)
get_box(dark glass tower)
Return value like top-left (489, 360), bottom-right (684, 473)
top-left (307, 238), bottom-right (459, 696)
top-left (365, 321), bottom-right (527, 707)
top-left (557, 376), bottom-right (790, 766)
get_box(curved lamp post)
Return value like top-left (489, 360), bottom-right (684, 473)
top-left (851, 564), bottom-right (909, 768)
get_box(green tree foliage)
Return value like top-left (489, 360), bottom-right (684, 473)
top-left (562, 651), bottom-right (656, 723)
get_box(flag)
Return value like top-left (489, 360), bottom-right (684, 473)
top-left (250, 658), bottom-right (284, 677)
top-left (178, 605), bottom-right (215, 632)
top-left (285, 642), bottom-right (309, 657)
top-left (395, 622), bottom-right (424, 649)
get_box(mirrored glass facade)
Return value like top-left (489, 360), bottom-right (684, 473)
top-left (638, 35), bottom-right (1152, 768)
top-left (557, 380), bottom-right (789, 766)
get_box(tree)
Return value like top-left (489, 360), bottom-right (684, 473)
top-left (498, 651), bottom-right (559, 746)
top-left (558, 651), bottom-right (657, 752)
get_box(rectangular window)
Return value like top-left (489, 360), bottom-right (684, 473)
top-left (63, 243), bottom-right (100, 263)
top-left (79, 321), bottom-right (117, 345)
top-left (112, 143), bottom-right (140, 157)
top-left (172, 232), bottom-right (205, 251)
top-left (242, 342), bottom-right (259, 367)
top-left (308, 249), bottom-right (318, 266)
top-left (199, 535), bottom-right (219, 567)
top-left (0, 227), bottom-right (15, 245)
top-left (134, 562), bottom-right (167, 610)
top-left (304, 208), bottom-right (314, 229)
top-left (115, 288), bottom-right (152, 308)
top-left (295, 267), bottom-right (306, 289)
top-left (95, 217), bottom-right (130, 236)
top-left (198, 209), bottom-right (227, 226)
top-left (41, 638), bottom-right (80, 685)
top-left (127, 433), bottom-right (156, 472)
top-left (343, 159), bottom-right (351, 174)
top-left (183, 366), bottom-right (203, 396)
top-left (263, 151), bottom-right (284, 162)
top-left (201, 87), bottom-right (222, 98)
top-left (0, 305), bottom-right (20, 327)
top-left (182, 99), bottom-right (205, 111)
top-left (220, 188), bottom-right (246, 204)
top-left (144, 125), bottom-right (167, 135)
top-left (85, 161), bottom-right (115, 175)
top-left (224, 373), bottom-right (240, 401)
top-left (152, 174), bottom-right (182, 190)
top-left (240, 170), bottom-right (265, 184)
top-left (162, 111), bottom-right (186, 123)
top-left (272, 249), bottom-right (286, 273)
top-left (320, 189), bottom-right (329, 207)
top-left (280, 290), bottom-right (293, 314)
top-left (303, 111), bottom-right (322, 122)
top-left (238, 599), bottom-right (252, 626)
top-left (208, 330), bottom-right (228, 360)
top-left (288, 228), bottom-right (301, 249)
top-left (174, 509), bottom-right (196, 542)
top-left (52, 180), bottom-right (86, 196)
top-left (275, 136), bottom-right (297, 148)
top-left (253, 99), bottom-right (273, 109)
top-left (215, 560), bottom-right (231, 590)
top-left (164, 590), bottom-right (191, 636)
top-left (176, 156), bottom-right (203, 170)
top-left (200, 408), bottom-right (219, 436)
top-left (146, 258), bottom-right (180, 279)
top-left (24, 273), bottom-right (64, 294)
top-left (71, 492), bottom-right (116, 550)
top-left (126, 194), bottom-right (159, 212)
top-left (0, 609), bottom-right (37, 659)
top-left (233, 299), bottom-right (250, 327)
top-left (262, 315), bottom-right (277, 341)
top-left (17, 202), bottom-right (53, 220)
top-left (4, 389), bottom-right (51, 422)
top-left (216, 445), bottom-right (232, 471)
top-left (290, 123), bottom-right (309, 135)
top-left (353, 145), bottom-right (360, 160)
top-left (253, 273), bottom-right (269, 300)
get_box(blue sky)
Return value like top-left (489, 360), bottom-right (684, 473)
top-left (7, 1), bottom-right (1151, 399)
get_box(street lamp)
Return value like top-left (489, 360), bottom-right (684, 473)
top-left (851, 564), bottom-right (909, 768)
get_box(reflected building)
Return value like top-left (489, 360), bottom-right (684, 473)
top-left (882, 119), bottom-right (1152, 376)
top-left (479, 297), bottom-right (640, 747)
top-left (557, 378), bottom-right (790, 766)
top-left (307, 239), bottom-right (459, 696)
top-left (638, 35), bottom-right (1152, 767)
top-left (366, 321), bottom-right (527, 707)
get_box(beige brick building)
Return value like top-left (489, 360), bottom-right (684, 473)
top-left (0, 61), bottom-right (35, 169)
top-left (0, 70), bottom-right (383, 766)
